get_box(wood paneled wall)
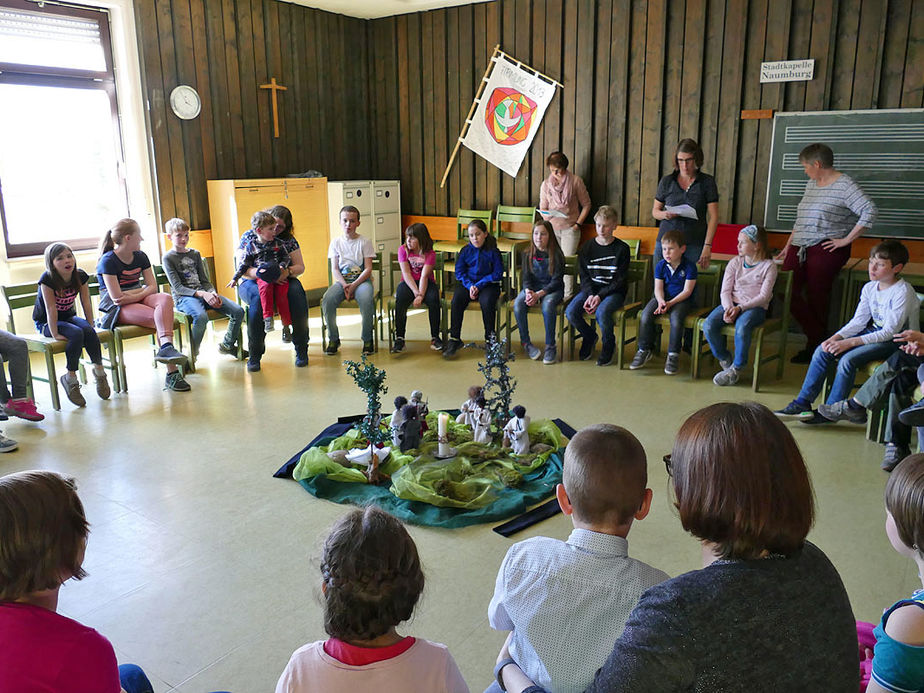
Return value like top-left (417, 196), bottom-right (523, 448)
top-left (368, 0), bottom-right (924, 226)
top-left (134, 0), bottom-right (370, 230)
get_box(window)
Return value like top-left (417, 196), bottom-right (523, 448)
top-left (0, 0), bottom-right (127, 258)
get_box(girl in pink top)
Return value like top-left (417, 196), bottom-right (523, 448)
top-left (275, 506), bottom-right (469, 693)
top-left (702, 225), bottom-right (778, 386)
top-left (0, 470), bottom-right (154, 693)
top-left (391, 223), bottom-right (442, 354)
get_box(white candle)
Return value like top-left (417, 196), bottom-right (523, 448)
top-left (438, 413), bottom-right (449, 457)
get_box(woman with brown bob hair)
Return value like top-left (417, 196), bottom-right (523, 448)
top-left (498, 402), bottom-right (859, 693)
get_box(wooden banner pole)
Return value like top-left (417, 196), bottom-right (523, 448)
top-left (440, 44), bottom-right (501, 189)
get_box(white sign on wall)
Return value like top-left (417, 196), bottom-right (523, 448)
top-left (760, 59), bottom-right (815, 83)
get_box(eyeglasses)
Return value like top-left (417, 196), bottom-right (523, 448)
top-left (663, 454), bottom-right (673, 477)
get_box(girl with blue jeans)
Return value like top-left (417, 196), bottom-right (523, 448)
top-left (703, 225), bottom-right (777, 386)
top-left (513, 221), bottom-right (564, 364)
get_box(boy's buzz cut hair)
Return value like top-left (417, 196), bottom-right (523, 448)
top-left (870, 239), bottom-right (909, 268)
top-left (164, 218), bottom-right (189, 235)
top-left (563, 424), bottom-right (647, 526)
top-left (340, 205), bottom-right (361, 219)
top-left (593, 205), bottom-right (619, 224)
top-left (660, 229), bottom-right (685, 247)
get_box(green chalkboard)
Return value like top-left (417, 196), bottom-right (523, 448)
top-left (765, 109), bottom-right (924, 239)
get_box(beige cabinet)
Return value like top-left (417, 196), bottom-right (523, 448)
top-left (206, 177), bottom-right (329, 300)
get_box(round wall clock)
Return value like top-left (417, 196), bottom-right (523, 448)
top-left (169, 85), bottom-right (201, 120)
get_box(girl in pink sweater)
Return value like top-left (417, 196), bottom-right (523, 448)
top-left (702, 225), bottom-right (778, 386)
top-left (275, 506), bottom-right (469, 693)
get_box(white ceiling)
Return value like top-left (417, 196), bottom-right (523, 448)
top-left (287, 0), bottom-right (487, 20)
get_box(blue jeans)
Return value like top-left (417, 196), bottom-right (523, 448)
top-left (637, 297), bottom-right (693, 354)
top-left (174, 294), bottom-right (244, 352)
top-left (514, 289), bottom-right (563, 346)
top-left (239, 278), bottom-right (309, 362)
top-left (38, 316), bottom-right (102, 372)
top-left (796, 336), bottom-right (899, 406)
top-left (702, 305), bottom-right (766, 370)
top-left (119, 663), bottom-right (230, 693)
top-left (565, 290), bottom-right (626, 348)
top-left (322, 280), bottom-right (375, 343)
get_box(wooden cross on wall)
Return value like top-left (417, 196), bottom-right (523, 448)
top-left (260, 77), bottom-right (287, 138)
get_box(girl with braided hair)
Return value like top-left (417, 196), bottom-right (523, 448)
top-left (275, 506), bottom-right (469, 692)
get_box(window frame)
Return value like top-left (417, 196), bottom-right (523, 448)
top-left (0, 0), bottom-right (127, 258)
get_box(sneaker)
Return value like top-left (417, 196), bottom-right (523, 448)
top-left (154, 342), bottom-right (187, 365)
top-left (817, 400), bottom-right (868, 424)
top-left (391, 337), bottom-right (405, 354)
top-left (543, 344), bottom-right (557, 364)
top-left (295, 353), bottom-right (308, 368)
top-left (247, 359), bottom-right (261, 372)
top-left (899, 399), bottom-right (924, 427)
top-left (790, 347), bottom-right (813, 364)
top-left (281, 325), bottom-right (292, 343)
top-left (362, 341), bottom-right (375, 355)
top-left (430, 337), bottom-right (444, 352)
top-left (713, 366), bottom-right (739, 386)
top-left (3, 398), bottom-right (44, 422)
top-left (0, 433), bottom-right (17, 453)
top-left (325, 339), bottom-right (340, 356)
top-left (882, 443), bottom-right (911, 472)
top-left (263, 317), bottom-right (275, 332)
top-left (596, 342), bottom-right (614, 367)
top-left (579, 334), bottom-right (598, 361)
top-left (523, 342), bottom-right (541, 360)
top-left (664, 353), bottom-right (680, 375)
top-left (217, 341), bottom-right (238, 356)
top-left (443, 339), bottom-right (462, 359)
top-left (801, 410), bottom-right (835, 425)
top-left (164, 370), bottom-right (191, 392)
top-left (90, 371), bottom-right (109, 400)
top-left (629, 349), bottom-right (652, 370)
top-left (718, 358), bottom-right (732, 372)
top-left (774, 400), bottom-right (813, 418)
top-left (59, 374), bottom-right (86, 407)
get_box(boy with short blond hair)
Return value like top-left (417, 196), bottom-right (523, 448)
top-left (565, 205), bottom-right (631, 366)
top-left (162, 217), bottom-right (244, 358)
top-left (488, 424), bottom-right (668, 693)
top-left (630, 228), bottom-right (698, 375)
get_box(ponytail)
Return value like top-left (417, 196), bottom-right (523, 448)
top-left (99, 218), bottom-right (140, 258)
top-left (98, 230), bottom-right (114, 257)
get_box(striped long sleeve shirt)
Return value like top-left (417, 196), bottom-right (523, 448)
top-left (791, 173), bottom-right (877, 248)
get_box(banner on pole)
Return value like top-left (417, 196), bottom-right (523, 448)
top-left (460, 54), bottom-right (558, 178)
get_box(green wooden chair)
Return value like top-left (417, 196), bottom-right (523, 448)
top-left (321, 252), bottom-right (383, 353)
top-left (623, 238), bottom-right (641, 259)
top-left (691, 269), bottom-right (794, 392)
top-left (152, 266), bottom-right (244, 372)
top-left (0, 281), bottom-right (120, 409)
top-left (567, 258), bottom-right (650, 367)
top-left (495, 205), bottom-right (537, 257)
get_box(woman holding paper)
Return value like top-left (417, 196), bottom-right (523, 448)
top-left (652, 138), bottom-right (719, 270)
top-left (538, 151), bottom-right (591, 257)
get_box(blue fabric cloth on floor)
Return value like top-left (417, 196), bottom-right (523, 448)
top-left (274, 416), bottom-right (574, 529)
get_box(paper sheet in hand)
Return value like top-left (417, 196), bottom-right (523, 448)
top-left (665, 204), bottom-right (698, 220)
top-left (537, 208), bottom-right (567, 218)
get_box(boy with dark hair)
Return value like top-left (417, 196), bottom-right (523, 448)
top-left (777, 240), bottom-right (920, 421)
top-left (630, 228), bottom-right (698, 375)
top-left (488, 424), bottom-right (668, 693)
top-left (565, 206), bottom-right (631, 366)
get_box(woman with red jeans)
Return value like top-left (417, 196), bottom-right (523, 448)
top-left (775, 143), bottom-right (877, 363)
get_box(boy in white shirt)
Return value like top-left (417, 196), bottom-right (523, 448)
top-left (776, 240), bottom-right (919, 422)
top-left (322, 206), bottom-right (376, 355)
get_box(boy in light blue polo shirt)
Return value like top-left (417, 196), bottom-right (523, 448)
top-left (630, 229), bottom-right (698, 375)
top-left (487, 424), bottom-right (668, 693)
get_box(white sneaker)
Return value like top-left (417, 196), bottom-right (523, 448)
top-left (713, 366), bottom-right (739, 386)
top-left (0, 433), bottom-right (18, 452)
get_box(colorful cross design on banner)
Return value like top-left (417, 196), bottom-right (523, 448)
top-left (485, 88), bottom-right (538, 146)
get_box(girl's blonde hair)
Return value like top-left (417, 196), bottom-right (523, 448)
top-left (885, 453), bottom-right (924, 555)
top-left (43, 242), bottom-right (80, 292)
top-left (98, 218), bottom-right (140, 257)
top-left (740, 224), bottom-right (769, 261)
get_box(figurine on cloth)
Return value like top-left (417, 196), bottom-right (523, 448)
top-left (503, 405), bottom-right (531, 455)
